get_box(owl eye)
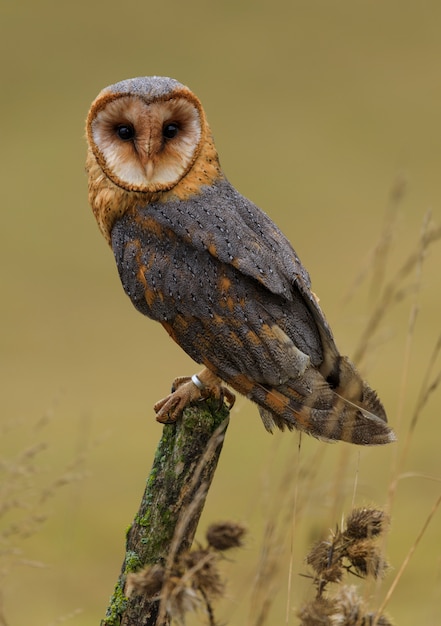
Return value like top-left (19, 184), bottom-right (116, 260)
top-left (116, 124), bottom-right (135, 141)
top-left (163, 122), bottom-right (179, 139)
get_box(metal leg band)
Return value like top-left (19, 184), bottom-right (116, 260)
top-left (191, 374), bottom-right (206, 390)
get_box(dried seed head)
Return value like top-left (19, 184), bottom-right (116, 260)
top-left (206, 521), bottom-right (247, 550)
top-left (332, 585), bottom-right (365, 624)
top-left (345, 508), bottom-right (388, 540)
top-left (346, 540), bottom-right (388, 579)
top-left (300, 509), bottom-right (393, 624)
top-left (297, 596), bottom-right (336, 625)
top-left (166, 575), bottom-right (201, 622)
top-left (332, 586), bottom-right (393, 625)
top-left (125, 563), bottom-right (165, 598)
top-left (182, 549), bottom-right (224, 599)
top-left (306, 540), bottom-right (344, 583)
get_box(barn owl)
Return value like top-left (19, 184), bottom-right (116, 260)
top-left (85, 76), bottom-right (395, 445)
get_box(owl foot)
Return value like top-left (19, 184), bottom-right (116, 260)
top-left (154, 368), bottom-right (235, 424)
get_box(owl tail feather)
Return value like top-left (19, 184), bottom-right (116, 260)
top-left (251, 361), bottom-right (395, 446)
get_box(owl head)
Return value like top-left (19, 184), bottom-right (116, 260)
top-left (86, 76), bottom-right (216, 194)
top-left (86, 76), bottom-right (223, 243)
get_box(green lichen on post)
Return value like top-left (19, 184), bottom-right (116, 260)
top-left (125, 550), bottom-right (142, 573)
top-left (127, 399), bottom-right (229, 565)
top-left (101, 398), bottom-right (230, 626)
top-left (101, 582), bottom-right (127, 626)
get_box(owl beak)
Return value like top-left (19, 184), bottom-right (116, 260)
top-left (143, 159), bottom-right (155, 181)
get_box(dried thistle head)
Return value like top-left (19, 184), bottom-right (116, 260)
top-left (332, 585), bottom-right (393, 626)
top-left (298, 586), bottom-right (393, 626)
top-left (125, 563), bottom-right (165, 598)
top-left (166, 575), bottom-right (202, 623)
top-left (182, 549), bottom-right (224, 599)
top-left (206, 521), bottom-right (247, 551)
top-left (331, 585), bottom-right (366, 625)
top-left (136, 521), bottom-right (246, 625)
top-left (301, 507), bottom-right (392, 624)
top-left (306, 539), bottom-right (344, 584)
top-left (304, 508), bottom-right (389, 587)
top-left (297, 595), bottom-right (337, 625)
top-left (344, 508), bottom-right (388, 541)
top-left (345, 539), bottom-right (388, 579)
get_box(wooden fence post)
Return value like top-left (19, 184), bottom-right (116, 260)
top-left (101, 398), bottom-right (230, 626)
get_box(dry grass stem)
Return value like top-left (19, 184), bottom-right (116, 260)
top-left (248, 521), bottom-right (283, 626)
top-left (0, 416), bottom-right (86, 586)
top-left (344, 176), bottom-right (406, 307)
top-left (248, 438), bottom-right (330, 626)
top-left (375, 492), bottom-right (441, 621)
top-left (409, 332), bottom-right (441, 434)
top-left (353, 212), bottom-right (441, 367)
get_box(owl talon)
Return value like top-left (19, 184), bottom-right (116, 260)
top-left (154, 371), bottom-right (235, 424)
top-left (170, 376), bottom-right (193, 393)
top-left (219, 387), bottom-right (236, 411)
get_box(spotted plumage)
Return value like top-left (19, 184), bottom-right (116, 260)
top-left (86, 76), bottom-right (395, 445)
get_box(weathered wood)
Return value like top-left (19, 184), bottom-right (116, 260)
top-left (101, 399), bottom-right (230, 626)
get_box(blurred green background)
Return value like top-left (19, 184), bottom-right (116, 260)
top-left (1, 0), bottom-right (441, 624)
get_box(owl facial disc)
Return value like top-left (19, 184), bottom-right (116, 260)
top-left (87, 91), bottom-right (204, 193)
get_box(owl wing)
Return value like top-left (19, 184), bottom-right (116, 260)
top-left (111, 188), bottom-right (392, 444)
top-left (111, 186), bottom-right (328, 385)
top-left (144, 177), bottom-right (341, 367)
top-left (147, 178), bottom-right (312, 298)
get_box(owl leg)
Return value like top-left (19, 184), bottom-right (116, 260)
top-left (154, 367), bottom-right (235, 424)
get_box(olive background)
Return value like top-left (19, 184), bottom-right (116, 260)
top-left (1, 1), bottom-right (441, 624)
